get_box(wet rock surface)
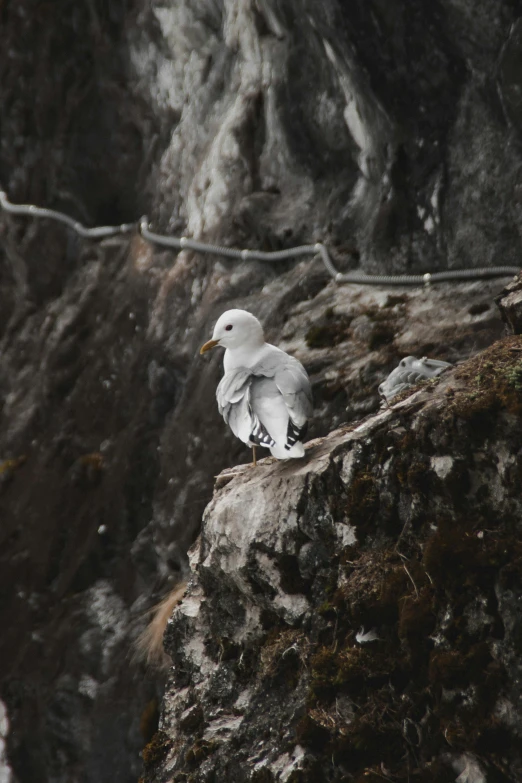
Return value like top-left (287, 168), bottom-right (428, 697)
top-left (0, 0), bottom-right (521, 781)
top-left (149, 335), bottom-right (522, 782)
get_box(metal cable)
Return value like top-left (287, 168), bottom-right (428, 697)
top-left (140, 219), bottom-right (320, 262)
top-left (336, 267), bottom-right (522, 286)
top-left (0, 190), bottom-right (134, 238)
top-left (1, 189), bottom-right (520, 285)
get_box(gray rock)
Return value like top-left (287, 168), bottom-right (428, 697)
top-left (496, 274), bottom-right (522, 335)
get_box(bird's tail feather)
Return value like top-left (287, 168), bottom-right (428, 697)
top-left (270, 441), bottom-right (305, 459)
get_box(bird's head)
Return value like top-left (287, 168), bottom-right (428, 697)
top-left (200, 309), bottom-right (264, 354)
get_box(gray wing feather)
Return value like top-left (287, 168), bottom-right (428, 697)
top-left (227, 391), bottom-right (253, 441)
top-left (216, 348), bottom-right (312, 445)
top-left (216, 369), bottom-right (251, 417)
top-left (216, 368), bottom-right (274, 445)
top-left (216, 370), bottom-right (252, 442)
top-left (251, 348), bottom-right (313, 427)
top-left (274, 362), bottom-right (313, 427)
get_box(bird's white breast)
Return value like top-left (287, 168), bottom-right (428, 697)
top-left (223, 342), bottom-right (271, 372)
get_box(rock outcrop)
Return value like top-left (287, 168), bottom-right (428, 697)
top-left (1, 0), bottom-right (522, 781)
top-left (497, 276), bottom-right (522, 336)
top-left (147, 332), bottom-right (522, 782)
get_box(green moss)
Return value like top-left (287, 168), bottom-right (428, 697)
top-left (503, 359), bottom-right (522, 390)
top-left (334, 550), bottom-right (420, 629)
top-left (310, 644), bottom-right (393, 701)
top-left (317, 600), bottom-right (336, 617)
top-left (259, 628), bottom-right (307, 686)
top-left (448, 336), bottom-right (522, 423)
top-left (142, 730), bottom-right (171, 769)
top-left (297, 515), bottom-right (514, 774)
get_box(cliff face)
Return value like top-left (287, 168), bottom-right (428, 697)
top-left (1, 1), bottom-right (522, 781)
top-left (147, 332), bottom-right (522, 783)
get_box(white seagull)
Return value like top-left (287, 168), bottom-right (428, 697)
top-left (200, 309), bottom-right (313, 464)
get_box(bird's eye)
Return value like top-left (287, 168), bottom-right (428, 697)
top-left (225, 324), bottom-right (233, 331)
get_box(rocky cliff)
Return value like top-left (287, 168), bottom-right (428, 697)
top-left (143, 322), bottom-right (522, 783)
top-left (1, 1), bottom-right (522, 782)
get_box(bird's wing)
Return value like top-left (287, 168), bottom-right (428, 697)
top-left (216, 368), bottom-right (275, 447)
top-left (216, 368), bottom-right (251, 418)
top-left (250, 347), bottom-right (313, 445)
top-left (273, 360), bottom-right (313, 428)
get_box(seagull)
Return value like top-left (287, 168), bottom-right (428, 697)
top-left (200, 309), bottom-right (313, 464)
top-left (378, 356), bottom-right (452, 403)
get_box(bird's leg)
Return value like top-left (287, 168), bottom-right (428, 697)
top-left (252, 446), bottom-right (257, 467)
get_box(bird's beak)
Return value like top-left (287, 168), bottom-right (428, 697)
top-left (200, 339), bottom-right (220, 355)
